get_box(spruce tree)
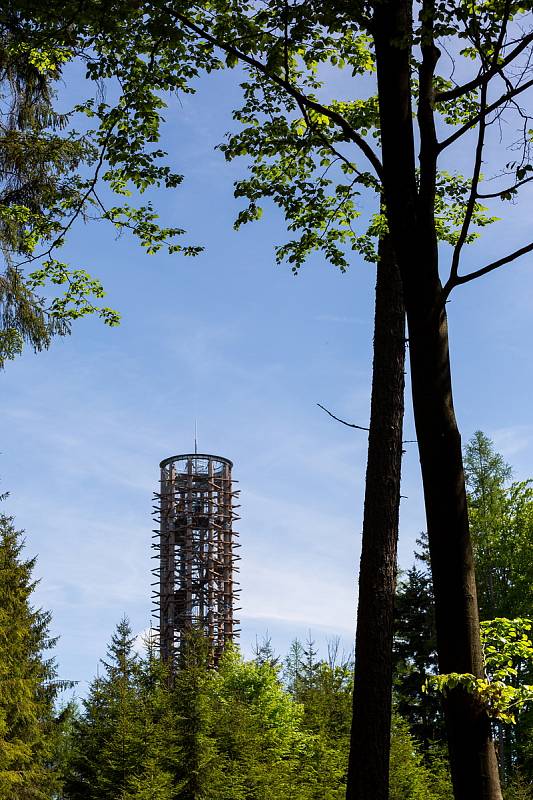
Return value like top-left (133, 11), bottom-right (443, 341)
top-left (284, 639), bottom-right (305, 698)
top-left (252, 633), bottom-right (279, 668)
top-left (394, 433), bottom-right (533, 784)
top-left (64, 618), bottom-right (145, 800)
top-left (393, 561), bottom-right (443, 747)
top-left (121, 762), bottom-right (174, 800)
top-left (0, 513), bottom-right (66, 799)
top-left (171, 631), bottom-right (218, 800)
top-left (389, 715), bottom-right (452, 800)
top-left (122, 632), bottom-right (176, 800)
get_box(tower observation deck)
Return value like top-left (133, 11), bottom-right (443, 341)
top-left (152, 453), bottom-right (240, 666)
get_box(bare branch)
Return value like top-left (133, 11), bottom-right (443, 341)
top-left (444, 240), bottom-right (533, 295)
top-left (476, 174), bottom-right (533, 199)
top-left (317, 403), bottom-right (369, 431)
top-left (317, 403), bottom-right (417, 445)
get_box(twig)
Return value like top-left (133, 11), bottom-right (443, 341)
top-left (317, 403), bottom-right (369, 431)
top-left (317, 404), bottom-right (418, 444)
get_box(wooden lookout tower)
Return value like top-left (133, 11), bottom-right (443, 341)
top-left (152, 453), bottom-right (240, 666)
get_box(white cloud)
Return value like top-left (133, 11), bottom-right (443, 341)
top-left (491, 425), bottom-right (533, 459)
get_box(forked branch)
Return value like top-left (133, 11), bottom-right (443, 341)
top-left (443, 240), bottom-right (533, 297)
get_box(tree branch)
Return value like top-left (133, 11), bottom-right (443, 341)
top-left (435, 30), bottom-right (533, 103)
top-left (439, 76), bottom-right (533, 151)
top-left (167, 9), bottom-right (384, 180)
top-left (444, 240), bottom-right (533, 295)
top-left (448, 80), bottom-right (488, 284)
top-left (317, 403), bottom-right (369, 431)
top-left (13, 125), bottom-right (113, 271)
top-left (476, 174), bottom-right (533, 199)
top-left (317, 403), bottom-right (417, 444)
top-left (293, 92), bottom-right (377, 189)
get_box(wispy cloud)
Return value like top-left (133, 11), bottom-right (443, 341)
top-left (491, 425), bottom-right (533, 469)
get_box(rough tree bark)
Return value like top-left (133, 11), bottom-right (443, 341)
top-left (346, 234), bottom-right (405, 800)
top-left (372, 1), bottom-right (502, 798)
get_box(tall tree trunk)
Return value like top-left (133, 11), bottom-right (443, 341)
top-left (372, 1), bottom-right (502, 797)
top-left (406, 302), bottom-right (502, 800)
top-left (346, 234), bottom-right (405, 800)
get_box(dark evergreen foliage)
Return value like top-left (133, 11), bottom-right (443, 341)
top-left (393, 555), bottom-right (444, 746)
top-left (0, 514), bottom-right (69, 799)
top-left (56, 625), bottom-right (453, 800)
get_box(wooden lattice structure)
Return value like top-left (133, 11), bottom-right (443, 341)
top-left (152, 454), bottom-right (240, 666)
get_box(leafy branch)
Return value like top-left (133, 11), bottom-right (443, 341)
top-left (425, 618), bottom-right (533, 724)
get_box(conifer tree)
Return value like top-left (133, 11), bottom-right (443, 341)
top-left (0, 513), bottom-right (66, 799)
top-left (252, 632), bottom-right (279, 668)
top-left (284, 639), bottom-right (306, 698)
top-left (465, 432), bottom-right (533, 620)
top-left (171, 631), bottom-right (224, 800)
top-left (123, 632), bottom-right (176, 800)
top-left (394, 433), bottom-right (533, 784)
top-left (393, 560), bottom-right (443, 747)
top-left (286, 640), bottom-right (352, 800)
top-left (0, 28), bottom-right (79, 366)
top-left (58, 624), bottom-right (464, 800)
top-left (464, 433), bottom-right (533, 780)
top-left (389, 714), bottom-right (452, 800)
top-left (64, 618), bottom-right (144, 800)
top-left (121, 763), bottom-right (174, 800)
top-left (0, 10), bottom-right (200, 367)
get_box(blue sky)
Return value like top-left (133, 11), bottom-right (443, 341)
top-left (1, 64), bottom-right (533, 694)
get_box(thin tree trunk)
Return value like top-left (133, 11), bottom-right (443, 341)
top-left (346, 234), bottom-right (405, 800)
top-left (371, 1), bottom-right (502, 797)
